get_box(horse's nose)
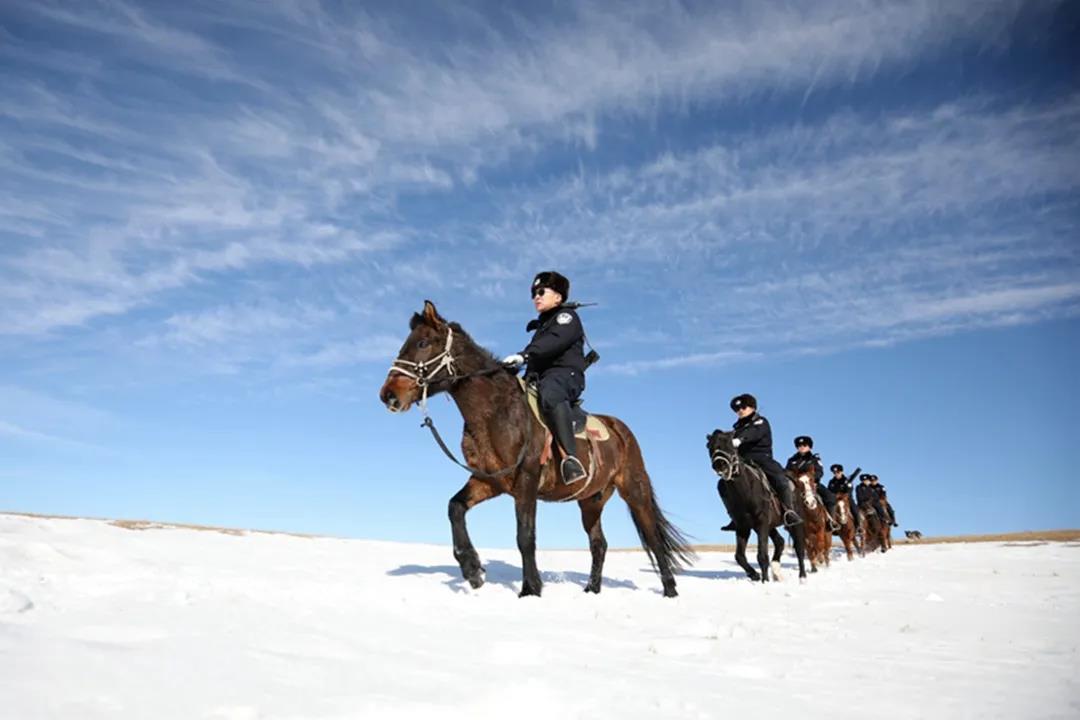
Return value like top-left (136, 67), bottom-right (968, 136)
top-left (381, 388), bottom-right (401, 412)
top-left (379, 385), bottom-right (397, 410)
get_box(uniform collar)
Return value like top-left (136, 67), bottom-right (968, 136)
top-left (538, 304), bottom-right (566, 320)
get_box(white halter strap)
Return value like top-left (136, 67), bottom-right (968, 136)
top-left (388, 327), bottom-right (457, 414)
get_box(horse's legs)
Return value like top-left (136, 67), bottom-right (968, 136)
top-left (755, 523), bottom-right (771, 583)
top-left (611, 426), bottom-right (691, 598)
top-left (769, 527), bottom-right (785, 563)
top-left (734, 527), bottom-right (759, 581)
top-left (578, 490), bottom-right (612, 593)
top-left (791, 523), bottom-right (809, 581)
top-left (448, 477), bottom-right (501, 588)
top-left (822, 516), bottom-right (832, 567)
top-left (514, 482), bottom-right (543, 597)
top-left (768, 527), bottom-right (785, 580)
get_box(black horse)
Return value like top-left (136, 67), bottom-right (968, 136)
top-left (707, 429), bottom-right (808, 582)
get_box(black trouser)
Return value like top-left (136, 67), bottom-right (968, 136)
top-left (537, 368), bottom-right (584, 460)
top-left (816, 482), bottom-right (837, 517)
top-left (744, 454), bottom-right (794, 510)
top-left (883, 501), bottom-right (896, 525)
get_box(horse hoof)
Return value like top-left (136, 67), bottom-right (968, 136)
top-left (518, 585), bottom-right (542, 598)
top-left (584, 583), bottom-right (601, 594)
top-left (770, 562), bottom-right (784, 582)
top-left (663, 587), bottom-right (678, 598)
top-left (747, 572), bottom-right (761, 582)
top-left (466, 569), bottom-right (485, 589)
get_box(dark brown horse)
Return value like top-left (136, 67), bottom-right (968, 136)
top-left (859, 503), bottom-right (889, 554)
top-left (789, 468), bottom-right (830, 571)
top-left (833, 492), bottom-right (859, 561)
top-left (379, 301), bottom-right (694, 597)
top-left (707, 430), bottom-right (808, 582)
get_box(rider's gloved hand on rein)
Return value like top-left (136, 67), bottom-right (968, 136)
top-left (501, 353), bottom-right (525, 367)
top-left (732, 438), bottom-right (742, 448)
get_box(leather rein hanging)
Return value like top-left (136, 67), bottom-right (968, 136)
top-left (389, 327), bottom-right (532, 480)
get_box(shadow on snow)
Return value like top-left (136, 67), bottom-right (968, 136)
top-left (387, 559), bottom-right (639, 593)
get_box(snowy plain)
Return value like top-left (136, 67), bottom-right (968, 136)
top-left (0, 513), bottom-right (1077, 720)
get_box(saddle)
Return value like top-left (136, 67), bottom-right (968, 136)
top-left (738, 458), bottom-right (783, 515)
top-left (518, 377), bottom-right (611, 442)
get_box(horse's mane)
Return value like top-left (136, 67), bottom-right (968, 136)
top-left (448, 321), bottom-right (501, 370)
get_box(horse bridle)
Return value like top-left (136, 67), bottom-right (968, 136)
top-left (388, 326), bottom-right (532, 480)
top-left (388, 326), bottom-right (460, 414)
top-left (710, 445), bottom-right (741, 481)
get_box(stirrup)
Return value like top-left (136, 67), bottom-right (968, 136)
top-left (721, 521), bottom-right (736, 532)
top-left (560, 456), bottom-right (587, 485)
top-left (783, 509), bottom-right (803, 527)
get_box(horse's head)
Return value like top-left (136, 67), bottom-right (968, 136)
top-left (706, 429), bottom-right (738, 477)
top-left (379, 300), bottom-right (455, 413)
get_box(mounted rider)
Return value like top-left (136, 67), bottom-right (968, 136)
top-left (502, 271), bottom-right (589, 485)
top-left (870, 475), bottom-right (898, 527)
top-left (719, 394), bottom-right (801, 530)
top-left (828, 463), bottom-right (863, 531)
top-left (785, 435), bottom-right (838, 529)
top-left (856, 473), bottom-right (890, 527)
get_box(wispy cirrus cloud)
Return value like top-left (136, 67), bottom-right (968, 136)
top-left (0, 0), bottom-right (1075, 384)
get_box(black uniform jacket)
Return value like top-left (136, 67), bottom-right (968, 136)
top-left (733, 412), bottom-right (774, 461)
top-left (523, 306), bottom-right (585, 377)
top-left (829, 475), bottom-right (855, 496)
top-left (856, 483), bottom-right (876, 507)
top-left (786, 452), bottom-right (823, 481)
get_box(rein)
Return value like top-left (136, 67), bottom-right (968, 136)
top-left (389, 327), bottom-right (533, 481)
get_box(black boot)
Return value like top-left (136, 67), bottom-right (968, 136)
top-left (776, 480), bottom-right (802, 527)
top-left (551, 402), bottom-right (587, 484)
top-left (826, 505), bottom-right (840, 532)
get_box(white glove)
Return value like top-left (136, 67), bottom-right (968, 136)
top-left (731, 438), bottom-right (742, 448)
top-left (502, 353), bottom-right (525, 366)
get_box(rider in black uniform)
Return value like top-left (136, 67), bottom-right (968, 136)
top-left (502, 271), bottom-right (588, 484)
top-left (828, 463), bottom-right (862, 531)
top-left (785, 435), bottom-right (838, 529)
top-left (718, 394), bottom-right (801, 530)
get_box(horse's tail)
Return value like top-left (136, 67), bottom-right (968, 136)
top-left (629, 492), bottom-right (697, 574)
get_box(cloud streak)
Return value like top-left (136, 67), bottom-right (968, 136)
top-left (0, 0), bottom-right (1075, 385)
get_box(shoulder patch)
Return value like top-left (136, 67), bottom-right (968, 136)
top-left (556, 312), bottom-right (573, 325)
top-left (753, 419), bottom-right (763, 425)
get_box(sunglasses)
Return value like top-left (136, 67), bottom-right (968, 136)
top-left (532, 287), bottom-right (550, 298)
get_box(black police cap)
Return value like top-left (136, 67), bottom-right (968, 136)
top-left (794, 435), bottom-right (813, 448)
top-left (730, 393), bottom-right (757, 411)
top-left (830, 463), bottom-right (843, 473)
top-left (531, 271), bottom-right (570, 300)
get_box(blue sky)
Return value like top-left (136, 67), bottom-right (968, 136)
top-left (2, 0), bottom-right (1078, 549)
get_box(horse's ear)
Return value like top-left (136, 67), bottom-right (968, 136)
top-left (422, 300), bottom-right (446, 329)
top-left (409, 312), bottom-right (424, 330)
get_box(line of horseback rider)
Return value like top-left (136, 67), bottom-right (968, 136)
top-left (720, 393), bottom-right (897, 533)
top-left (500, 270), bottom-right (898, 534)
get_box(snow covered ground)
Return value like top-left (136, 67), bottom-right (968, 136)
top-left (1, 514), bottom-right (1077, 719)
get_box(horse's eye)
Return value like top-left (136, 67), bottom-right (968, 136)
top-left (417, 339), bottom-right (430, 349)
